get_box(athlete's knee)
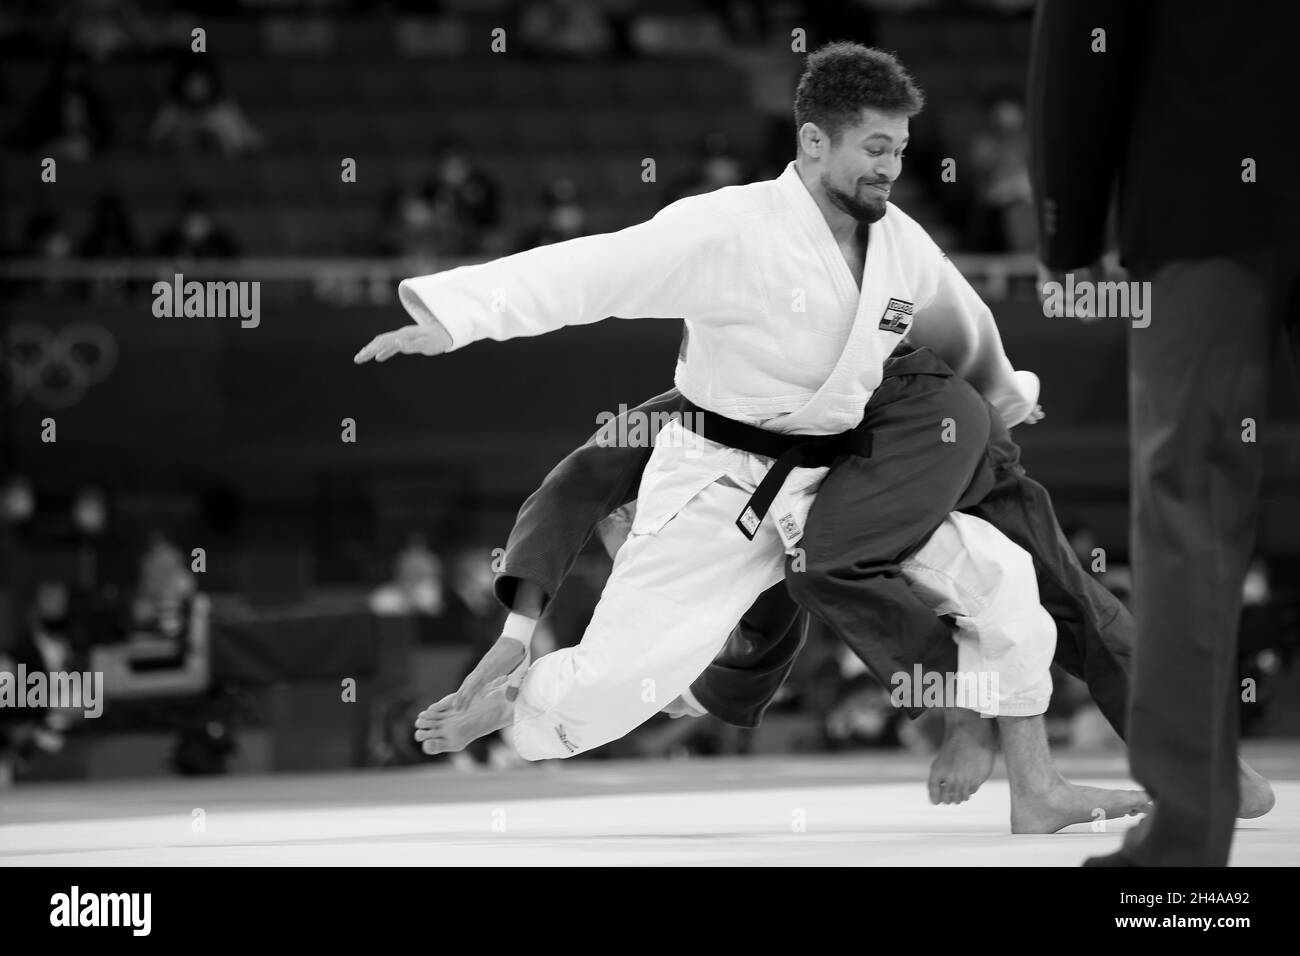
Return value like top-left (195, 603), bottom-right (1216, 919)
top-left (785, 553), bottom-right (885, 606)
top-left (938, 378), bottom-right (993, 453)
top-left (982, 551), bottom-right (1040, 623)
top-left (977, 560), bottom-right (1057, 665)
top-left (784, 558), bottom-right (826, 606)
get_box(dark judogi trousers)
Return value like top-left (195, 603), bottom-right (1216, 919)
top-left (1121, 247), bottom-right (1300, 866)
top-left (494, 347), bottom-right (1134, 732)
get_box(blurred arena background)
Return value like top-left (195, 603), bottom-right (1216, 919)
top-left (2, 0), bottom-right (1299, 787)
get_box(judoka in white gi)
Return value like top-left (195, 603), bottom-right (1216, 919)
top-left (357, 44), bottom-right (1149, 830)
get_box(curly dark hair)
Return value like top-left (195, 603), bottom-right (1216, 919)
top-left (793, 42), bottom-right (925, 143)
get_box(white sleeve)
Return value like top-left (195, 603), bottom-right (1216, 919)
top-left (397, 199), bottom-right (741, 352)
top-left (907, 250), bottom-right (1039, 427)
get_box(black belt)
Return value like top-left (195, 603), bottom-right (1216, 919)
top-left (679, 400), bottom-right (872, 540)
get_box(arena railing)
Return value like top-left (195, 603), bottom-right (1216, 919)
top-left (0, 254), bottom-right (1044, 301)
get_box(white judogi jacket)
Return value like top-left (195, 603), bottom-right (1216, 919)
top-left (399, 162), bottom-right (1037, 547)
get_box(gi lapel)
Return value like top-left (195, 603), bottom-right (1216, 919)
top-left (771, 163), bottom-right (897, 433)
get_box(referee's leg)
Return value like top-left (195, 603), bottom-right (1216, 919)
top-left (1124, 251), bottom-right (1280, 866)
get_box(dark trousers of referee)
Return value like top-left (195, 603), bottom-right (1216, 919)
top-left (493, 345), bottom-right (1134, 735)
top-left (1122, 247), bottom-right (1300, 866)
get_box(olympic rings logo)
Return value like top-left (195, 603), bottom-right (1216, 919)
top-left (1, 322), bottom-right (118, 410)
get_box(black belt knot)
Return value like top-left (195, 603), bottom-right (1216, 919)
top-left (678, 400), bottom-right (872, 540)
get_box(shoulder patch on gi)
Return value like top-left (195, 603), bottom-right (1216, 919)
top-left (879, 298), bottom-right (914, 334)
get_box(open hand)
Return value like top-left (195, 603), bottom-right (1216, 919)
top-left (354, 322), bottom-right (453, 363)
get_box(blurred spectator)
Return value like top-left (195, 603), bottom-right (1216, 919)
top-left (0, 581), bottom-right (81, 782)
top-left (519, 0), bottom-right (616, 58)
top-left (442, 542), bottom-right (518, 662)
top-left (824, 673), bottom-right (905, 749)
top-left (21, 207), bottom-right (74, 260)
top-left (18, 206), bottom-right (76, 297)
top-left (817, 637), bottom-right (908, 750)
top-left (88, 534), bottom-right (210, 701)
top-left (704, 0), bottom-right (772, 46)
top-left (105, 534), bottom-right (206, 684)
top-left (1241, 558), bottom-right (1271, 609)
top-left (369, 535), bottom-right (446, 616)
top-left (79, 191), bottom-right (138, 257)
top-left (11, 49), bottom-right (113, 160)
top-left (515, 177), bottom-right (588, 250)
top-left (77, 192), bottom-right (139, 302)
top-left (372, 183), bottom-right (462, 261)
top-left (446, 546), bottom-right (501, 621)
top-left (149, 54), bottom-right (263, 156)
top-left (153, 192), bottom-right (240, 259)
top-left (27, 580), bottom-right (79, 673)
top-left (421, 140), bottom-right (502, 255)
top-left (60, 0), bottom-right (155, 62)
top-left (671, 133), bottom-right (747, 202)
top-left (129, 536), bottom-right (197, 643)
top-left (965, 95), bottom-right (1034, 252)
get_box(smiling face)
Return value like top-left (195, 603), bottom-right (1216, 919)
top-left (791, 44), bottom-right (924, 223)
top-left (811, 108), bottom-right (909, 223)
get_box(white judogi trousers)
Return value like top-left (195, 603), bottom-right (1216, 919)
top-left (508, 424), bottom-right (1055, 761)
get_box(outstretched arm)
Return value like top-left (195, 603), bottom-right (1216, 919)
top-left (356, 200), bottom-right (742, 363)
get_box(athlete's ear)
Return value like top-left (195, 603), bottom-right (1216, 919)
top-left (797, 122), bottom-right (826, 159)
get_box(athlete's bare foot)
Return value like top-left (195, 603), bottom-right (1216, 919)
top-left (414, 680), bottom-right (515, 755)
top-left (1238, 759), bottom-right (1276, 819)
top-left (415, 692), bottom-right (458, 725)
top-left (411, 637), bottom-right (528, 730)
top-left (1010, 778), bottom-right (1151, 834)
top-left (454, 636), bottom-right (528, 710)
top-left (928, 708), bottom-right (997, 805)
